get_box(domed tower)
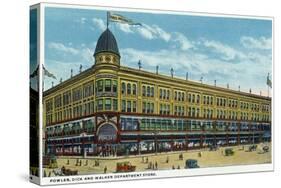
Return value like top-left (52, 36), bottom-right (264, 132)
top-left (94, 28), bottom-right (120, 69)
top-left (93, 28), bottom-right (120, 145)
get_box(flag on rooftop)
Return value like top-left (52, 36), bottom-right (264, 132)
top-left (266, 73), bottom-right (272, 88)
top-left (30, 65), bottom-right (56, 79)
top-left (108, 12), bottom-right (142, 26)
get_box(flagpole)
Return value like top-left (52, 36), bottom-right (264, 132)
top-left (107, 12), bottom-right (109, 29)
top-left (268, 85), bottom-right (269, 97)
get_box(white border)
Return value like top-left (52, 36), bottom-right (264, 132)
top-left (36, 2), bottom-right (274, 185)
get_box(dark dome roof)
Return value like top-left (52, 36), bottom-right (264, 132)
top-left (94, 28), bottom-right (120, 57)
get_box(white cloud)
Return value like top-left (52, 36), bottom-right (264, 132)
top-left (117, 24), bottom-right (134, 33)
top-left (173, 32), bottom-right (193, 50)
top-left (153, 25), bottom-right (171, 42)
top-left (136, 24), bottom-right (155, 40)
top-left (203, 40), bottom-right (245, 61)
top-left (80, 17), bottom-right (86, 24)
top-left (120, 46), bottom-right (271, 95)
top-left (240, 36), bottom-right (272, 50)
top-left (92, 18), bottom-right (106, 31)
top-left (48, 42), bottom-right (79, 55)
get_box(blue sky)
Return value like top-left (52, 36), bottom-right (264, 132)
top-left (44, 7), bottom-right (272, 95)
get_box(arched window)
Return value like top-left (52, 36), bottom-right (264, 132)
top-left (197, 95), bottom-right (200, 104)
top-left (167, 90), bottom-right (170, 100)
top-left (151, 87), bottom-right (154, 97)
top-left (192, 94), bottom-right (195, 103)
top-left (163, 89), bottom-right (166, 99)
top-left (127, 83), bottom-right (131, 95)
top-left (132, 84), bottom-right (137, 95)
top-left (121, 82), bottom-right (126, 95)
top-left (142, 86), bottom-right (146, 96)
top-left (159, 89), bottom-right (163, 99)
top-left (147, 86), bottom-right (150, 97)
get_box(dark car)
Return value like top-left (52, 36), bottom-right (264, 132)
top-left (185, 159), bottom-right (199, 168)
top-left (225, 148), bottom-right (234, 156)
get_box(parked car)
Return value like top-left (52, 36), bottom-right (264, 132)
top-left (185, 159), bottom-right (199, 168)
top-left (116, 162), bottom-right (136, 172)
top-left (225, 148), bottom-right (234, 156)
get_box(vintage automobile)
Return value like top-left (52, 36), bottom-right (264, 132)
top-left (116, 162), bottom-right (136, 172)
top-left (61, 166), bottom-right (78, 176)
top-left (185, 159), bottom-right (200, 168)
top-left (262, 145), bottom-right (269, 153)
top-left (248, 145), bottom-right (258, 152)
top-left (43, 155), bottom-right (58, 169)
top-left (225, 148), bottom-right (234, 156)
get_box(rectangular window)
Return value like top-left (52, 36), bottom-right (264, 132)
top-left (142, 102), bottom-right (146, 113)
top-left (150, 103), bottom-right (154, 113)
top-left (105, 98), bottom-right (111, 110)
top-left (112, 80), bottom-right (117, 93)
top-left (97, 80), bottom-right (103, 92)
top-left (132, 101), bottom-right (137, 112)
top-left (105, 79), bottom-right (111, 92)
top-left (97, 99), bottom-right (103, 111)
top-left (127, 101), bottom-right (131, 112)
top-left (113, 99), bottom-right (118, 111)
top-left (121, 100), bottom-right (126, 112)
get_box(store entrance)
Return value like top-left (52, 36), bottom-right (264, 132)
top-left (96, 123), bottom-right (118, 157)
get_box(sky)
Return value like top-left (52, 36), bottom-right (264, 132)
top-left (44, 7), bottom-right (272, 95)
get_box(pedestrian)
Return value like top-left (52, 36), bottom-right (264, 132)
top-left (155, 161), bottom-right (158, 169)
top-left (146, 157), bottom-right (149, 163)
top-left (166, 156), bottom-right (169, 163)
top-left (104, 166), bottom-right (107, 174)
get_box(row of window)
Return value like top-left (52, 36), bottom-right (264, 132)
top-left (47, 81), bottom-right (271, 112)
top-left (97, 98), bottom-right (118, 111)
top-left (159, 88), bottom-right (170, 100)
top-left (47, 102), bottom-right (271, 125)
top-left (121, 100), bottom-right (137, 113)
top-left (96, 79), bottom-right (117, 93)
top-left (120, 117), bottom-right (270, 131)
top-left (47, 119), bottom-right (95, 137)
top-left (121, 82), bottom-right (137, 95)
